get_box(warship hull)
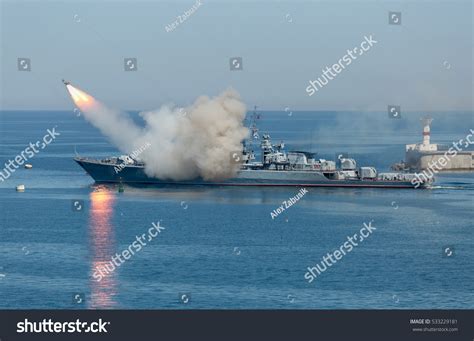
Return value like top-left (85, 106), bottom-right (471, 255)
top-left (75, 158), bottom-right (425, 188)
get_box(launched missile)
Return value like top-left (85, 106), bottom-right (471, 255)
top-left (63, 80), bottom-right (94, 109)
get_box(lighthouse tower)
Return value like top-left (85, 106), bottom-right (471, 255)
top-left (405, 116), bottom-right (438, 152)
top-left (421, 117), bottom-right (433, 146)
top-left (417, 117), bottom-right (437, 151)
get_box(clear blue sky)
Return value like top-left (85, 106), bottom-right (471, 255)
top-left (0, 0), bottom-right (472, 111)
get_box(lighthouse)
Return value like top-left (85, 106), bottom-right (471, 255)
top-left (406, 116), bottom-right (437, 152)
top-left (418, 117), bottom-right (437, 151)
top-left (421, 117), bottom-right (433, 147)
top-left (403, 116), bottom-right (473, 171)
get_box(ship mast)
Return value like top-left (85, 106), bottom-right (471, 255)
top-left (249, 105), bottom-right (260, 140)
top-left (241, 105), bottom-right (261, 164)
top-left (244, 105), bottom-right (261, 150)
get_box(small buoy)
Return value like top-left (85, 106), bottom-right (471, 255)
top-left (118, 184), bottom-right (124, 193)
top-left (16, 184), bottom-right (25, 192)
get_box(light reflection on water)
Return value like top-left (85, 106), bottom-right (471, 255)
top-left (88, 187), bottom-right (118, 309)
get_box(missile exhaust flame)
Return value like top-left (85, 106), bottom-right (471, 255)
top-left (66, 84), bottom-right (94, 108)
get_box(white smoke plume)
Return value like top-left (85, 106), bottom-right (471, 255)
top-left (77, 102), bottom-right (142, 152)
top-left (74, 88), bottom-right (249, 181)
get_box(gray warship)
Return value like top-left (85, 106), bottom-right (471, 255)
top-left (74, 110), bottom-right (432, 189)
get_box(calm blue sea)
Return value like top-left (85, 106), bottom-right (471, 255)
top-left (0, 110), bottom-right (473, 309)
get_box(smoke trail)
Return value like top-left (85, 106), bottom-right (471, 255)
top-left (66, 84), bottom-right (142, 151)
top-left (72, 87), bottom-right (249, 181)
top-left (80, 102), bottom-right (142, 152)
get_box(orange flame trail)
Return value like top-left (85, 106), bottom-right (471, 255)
top-left (66, 84), bottom-right (96, 110)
